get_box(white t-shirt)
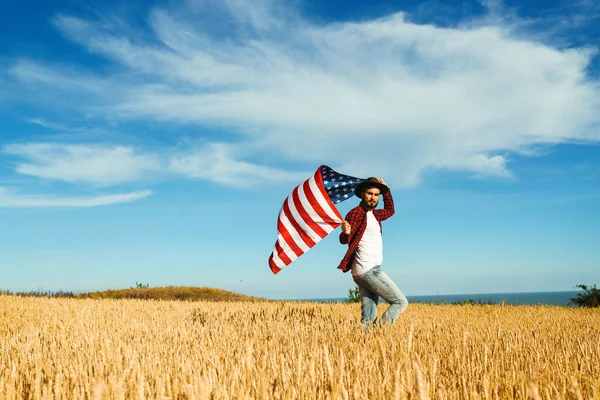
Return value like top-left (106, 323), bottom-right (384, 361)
top-left (351, 211), bottom-right (383, 276)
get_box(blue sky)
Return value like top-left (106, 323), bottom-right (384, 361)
top-left (0, 0), bottom-right (598, 299)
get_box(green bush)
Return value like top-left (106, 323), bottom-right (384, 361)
top-left (346, 286), bottom-right (360, 303)
top-left (451, 299), bottom-right (495, 305)
top-left (569, 284), bottom-right (599, 308)
top-left (132, 282), bottom-right (150, 289)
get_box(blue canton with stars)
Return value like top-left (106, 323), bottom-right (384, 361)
top-left (320, 165), bottom-right (364, 204)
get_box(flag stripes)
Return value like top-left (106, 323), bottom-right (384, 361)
top-left (269, 165), bottom-right (362, 274)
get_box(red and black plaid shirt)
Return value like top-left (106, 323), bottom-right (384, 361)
top-left (337, 191), bottom-right (395, 273)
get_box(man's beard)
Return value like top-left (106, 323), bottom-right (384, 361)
top-left (362, 199), bottom-right (379, 210)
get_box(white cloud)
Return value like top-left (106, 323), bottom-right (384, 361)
top-left (169, 142), bottom-right (308, 185)
top-left (3, 143), bottom-right (161, 186)
top-left (433, 154), bottom-right (513, 178)
top-left (27, 119), bottom-right (66, 130)
top-left (25, 119), bottom-right (114, 141)
top-left (0, 187), bottom-right (152, 208)
top-left (3, 141), bottom-right (306, 188)
top-left (9, 59), bottom-right (116, 97)
top-left (5, 0), bottom-right (600, 186)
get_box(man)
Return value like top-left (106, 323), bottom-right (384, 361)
top-left (338, 177), bottom-right (408, 325)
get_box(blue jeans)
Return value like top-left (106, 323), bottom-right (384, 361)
top-left (352, 265), bottom-right (408, 325)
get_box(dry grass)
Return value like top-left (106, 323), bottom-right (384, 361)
top-left (1, 296), bottom-right (598, 399)
top-left (0, 286), bottom-right (266, 302)
top-left (84, 286), bottom-right (267, 302)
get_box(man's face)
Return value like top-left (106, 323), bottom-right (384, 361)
top-left (360, 187), bottom-right (381, 209)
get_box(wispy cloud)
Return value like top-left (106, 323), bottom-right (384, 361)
top-left (470, 0), bottom-right (600, 49)
top-left (2, 141), bottom-right (305, 189)
top-left (26, 119), bottom-right (113, 140)
top-left (0, 187), bottom-right (152, 208)
top-left (3, 0), bottom-right (600, 187)
top-left (170, 142), bottom-right (309, 186)
top-left (3, 143), bottom-right (161, 186)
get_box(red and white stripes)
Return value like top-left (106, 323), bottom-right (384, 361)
top-left (269, 167), bottom-right (343, 274)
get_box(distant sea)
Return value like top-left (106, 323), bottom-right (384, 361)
top-left (296, 291), bottom-right (583, 306)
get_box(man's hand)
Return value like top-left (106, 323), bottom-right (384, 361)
top-left (378, 178), bottom-right (387, 186)
top-left (341, 220), bottom-right (351, 235)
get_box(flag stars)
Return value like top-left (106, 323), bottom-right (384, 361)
top-left (320, 166), bottom-right (360, 203)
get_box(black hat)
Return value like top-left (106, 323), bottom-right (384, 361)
top-left (354, 177), bottom-right (389, 197)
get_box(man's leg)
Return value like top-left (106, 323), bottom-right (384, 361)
top-left (365, 265), bottom-right (408, 325)
top-left (353, 275), bottom-right (379, 325)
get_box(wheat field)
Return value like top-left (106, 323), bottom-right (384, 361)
top-left (1, 296), bottom-right (599, 399)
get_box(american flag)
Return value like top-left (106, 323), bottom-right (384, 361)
top-left (269, 165), bottom-right (364, 274)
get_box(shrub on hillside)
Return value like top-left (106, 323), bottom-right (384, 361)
top-left (450, 299), bottom-right (496, 305)
top-left (570, 284), bottom-right (599, 308)
top-left (346, 286), bottom-right (360, 304)
top-left (84, 286), bottom-right (264, 302)
top-left (1, 289), bottom-right (78, 298)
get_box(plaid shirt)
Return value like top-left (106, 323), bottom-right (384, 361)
top-left (337, 191), bottom-right (395, 273)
